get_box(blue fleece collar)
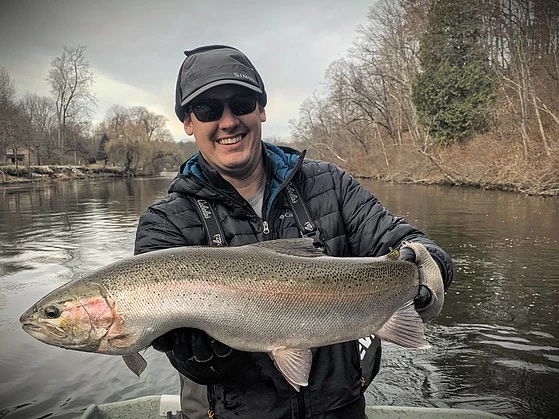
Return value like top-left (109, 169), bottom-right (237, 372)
top-left (181, 141), bottom-right (301, 216)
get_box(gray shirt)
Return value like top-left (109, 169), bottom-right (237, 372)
top-left (246, 183), bottom-right (265, 218)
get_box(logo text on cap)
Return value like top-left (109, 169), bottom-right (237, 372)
top-left (233, 72), bottom-right (256, 84)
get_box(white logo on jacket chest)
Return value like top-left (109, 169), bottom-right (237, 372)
top-left (279, 211), bottom-right (294, 220)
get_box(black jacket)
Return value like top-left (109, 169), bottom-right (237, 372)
top-left (135, 143), bottom-right (453, 419)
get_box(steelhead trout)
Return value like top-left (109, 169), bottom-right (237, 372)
top-left (19, 238), bottom-right (443, 390)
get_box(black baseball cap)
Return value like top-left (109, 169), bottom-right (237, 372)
top-left (175, 45), bottom-right (267, 122)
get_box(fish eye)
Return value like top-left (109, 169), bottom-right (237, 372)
top-left (44, 305), bottom-right (61, 319)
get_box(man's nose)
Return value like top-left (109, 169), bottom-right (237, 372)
top-left (218, 104), bottom-right (239, 129)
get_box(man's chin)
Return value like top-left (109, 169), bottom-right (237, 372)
top-left (221, 162), bottom-right (251, 174)
top-left (217, 150), bottom-right (252, 166)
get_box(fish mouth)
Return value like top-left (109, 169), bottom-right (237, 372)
top-left (22, 322), bottom-right (67, 340)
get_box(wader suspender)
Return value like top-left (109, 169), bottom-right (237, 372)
top-left (191, 198), bottom-right (226, 247)
top-left (190, 183), bottom-right (318, 418)
top-left (190, 198), bottom-right (222, 417)
top-left (284, 182), bottom-right (320, 244)
top-left (191, 182), bottom-right (320, 248)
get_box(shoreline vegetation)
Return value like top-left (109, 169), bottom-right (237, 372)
top-left (320, 137), bottom-right (559, 198)
top-left (1, 159), bottom-right (557, 197)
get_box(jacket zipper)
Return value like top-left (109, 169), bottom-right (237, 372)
top-left (262, 150), bottom-right (307, 220)
top-left (262, 220), bottom-right (270, 235)
top-left (190, 149), bottom-right (307, 241)
top-left (260, 150), bottom-right (308, 240)
top-left (297, 389), bottom-right (305, 419)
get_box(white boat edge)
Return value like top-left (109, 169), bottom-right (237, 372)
top-left (80, 394), bottom-right (504, 418)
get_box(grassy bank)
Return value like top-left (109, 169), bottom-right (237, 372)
top-left (334, 137), bottom-right (559, 198)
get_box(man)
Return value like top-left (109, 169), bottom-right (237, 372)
top-left (135, 45), bottom-right (453, 419)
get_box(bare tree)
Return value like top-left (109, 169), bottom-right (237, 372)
top-left (289, 93), bottom-right (348, 162)
top-left (101, 105), bottom-right (179, 174)
top-left (0, 67), bottom-right (29, 167)
top-left (103, 104), bottom-right (131, 135)
top-left (20, 93), bottom-right (57, 164)
top-left (130, 106), bottom-right (172, 142)
top-left (47, 45), bottom-right (96, 163)
top-left (0, 67), bottom-right (16, 112)
top-left (0, 67), bottom-right (18, 164)
top-left (497, 0), bottom-right (558, 158)
top-left (291, 0), bottom-right (431, 167)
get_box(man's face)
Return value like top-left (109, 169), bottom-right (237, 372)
top-left (183, 85), bottom-right (266, 180)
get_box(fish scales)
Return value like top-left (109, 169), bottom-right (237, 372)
top-left (90, 245), bottom-right (418, 353)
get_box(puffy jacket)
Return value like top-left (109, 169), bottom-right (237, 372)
top-left (135, 142), bottom-right (453, 419)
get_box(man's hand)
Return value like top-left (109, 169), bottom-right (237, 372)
top-left (152, 328), bottom-right (233, 360)
top-left (152, 328), bottom-right (236, 383)
top-left (399, 246), bottom-right (434, 321)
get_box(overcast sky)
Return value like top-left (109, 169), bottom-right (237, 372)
top-left (0, 0), bottom-right (373, 142)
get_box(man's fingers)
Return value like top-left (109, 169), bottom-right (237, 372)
top-left (414, 284), bottom-right (432, 310)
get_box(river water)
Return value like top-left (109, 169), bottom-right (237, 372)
top-left (0, 175), bottom-right (557, 419)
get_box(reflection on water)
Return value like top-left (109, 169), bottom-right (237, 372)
top-left (0, 177), bottom-right (557, 418)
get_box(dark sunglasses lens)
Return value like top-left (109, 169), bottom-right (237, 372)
top-left (192, 102), bottom-right (223, 122)
top-left (190, 96), bottom-right (258, 122)
top-left (229, 96), bottom-right (257, 116)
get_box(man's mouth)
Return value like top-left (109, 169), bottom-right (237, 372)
top-left (217, 135), bottom-right (243, 145)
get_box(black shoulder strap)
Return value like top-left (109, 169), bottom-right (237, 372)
top-left (284, 182), bottom-right (322, 245)
top-left (190, 197), bottom-right (226, 246)
top-left (191, 182), bottom-right (320, 247)
top-left (190, 197), bottom-right (222, 412)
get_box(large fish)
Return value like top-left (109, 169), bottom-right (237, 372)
top-left (19, 238), bottom-right (443, 390)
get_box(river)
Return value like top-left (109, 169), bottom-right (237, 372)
top-left (0, 174), bottom-right (557, 419)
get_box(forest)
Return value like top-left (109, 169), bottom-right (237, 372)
top-left (0, 44), bottom-right (189, 177)
top-left (289, 0), bottom-right (559, 196)
top-left (1, 0), bottom-right (558, 196)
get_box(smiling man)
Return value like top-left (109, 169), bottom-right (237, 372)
top-left (184, 85), bottom-right (267, 198)
top-left (135, 45), bottom-right (453, 419)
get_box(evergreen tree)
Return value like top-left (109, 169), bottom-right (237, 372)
top-left (96, 133), bottom-right (109, 165)
top-left (412, 0), bottom-right (496, 144)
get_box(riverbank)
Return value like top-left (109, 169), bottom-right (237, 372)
top-left (1, 159), bottom-right (558, 197)
top-left (339, 138), bottom-right (559, 197)
top-left (0, 164), bottom-right (128, 184)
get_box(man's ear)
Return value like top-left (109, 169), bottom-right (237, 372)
top-left (183, 116), bottom-right (194, 136)
top-left (259, 104), bottom-right (266, 123)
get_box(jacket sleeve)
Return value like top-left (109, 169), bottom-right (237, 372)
top-left (134, 195), bottom-right (240, 384)
top-left (335, 167), bottom-right (453, 290)
top-left (135, 195), bottom-right (193, 255)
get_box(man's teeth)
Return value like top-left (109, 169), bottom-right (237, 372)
top-left (218, 136), bottom-right (242, 145)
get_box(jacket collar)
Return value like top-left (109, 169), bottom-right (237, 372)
top-left (171, 142), bottom-right (303, 211)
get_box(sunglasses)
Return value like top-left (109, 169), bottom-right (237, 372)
top-left (188, 95), bottom-right (258, 122)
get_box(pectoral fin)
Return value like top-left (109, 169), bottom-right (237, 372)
top-left (269, 347), bottom-right (312, 391)
top-left (375, 299), bottom-right (430, 349)
top-left (122, 352), bottom-right (147, 377)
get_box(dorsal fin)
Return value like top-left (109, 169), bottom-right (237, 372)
top-left (250, 238), bottom-right (325, 258)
